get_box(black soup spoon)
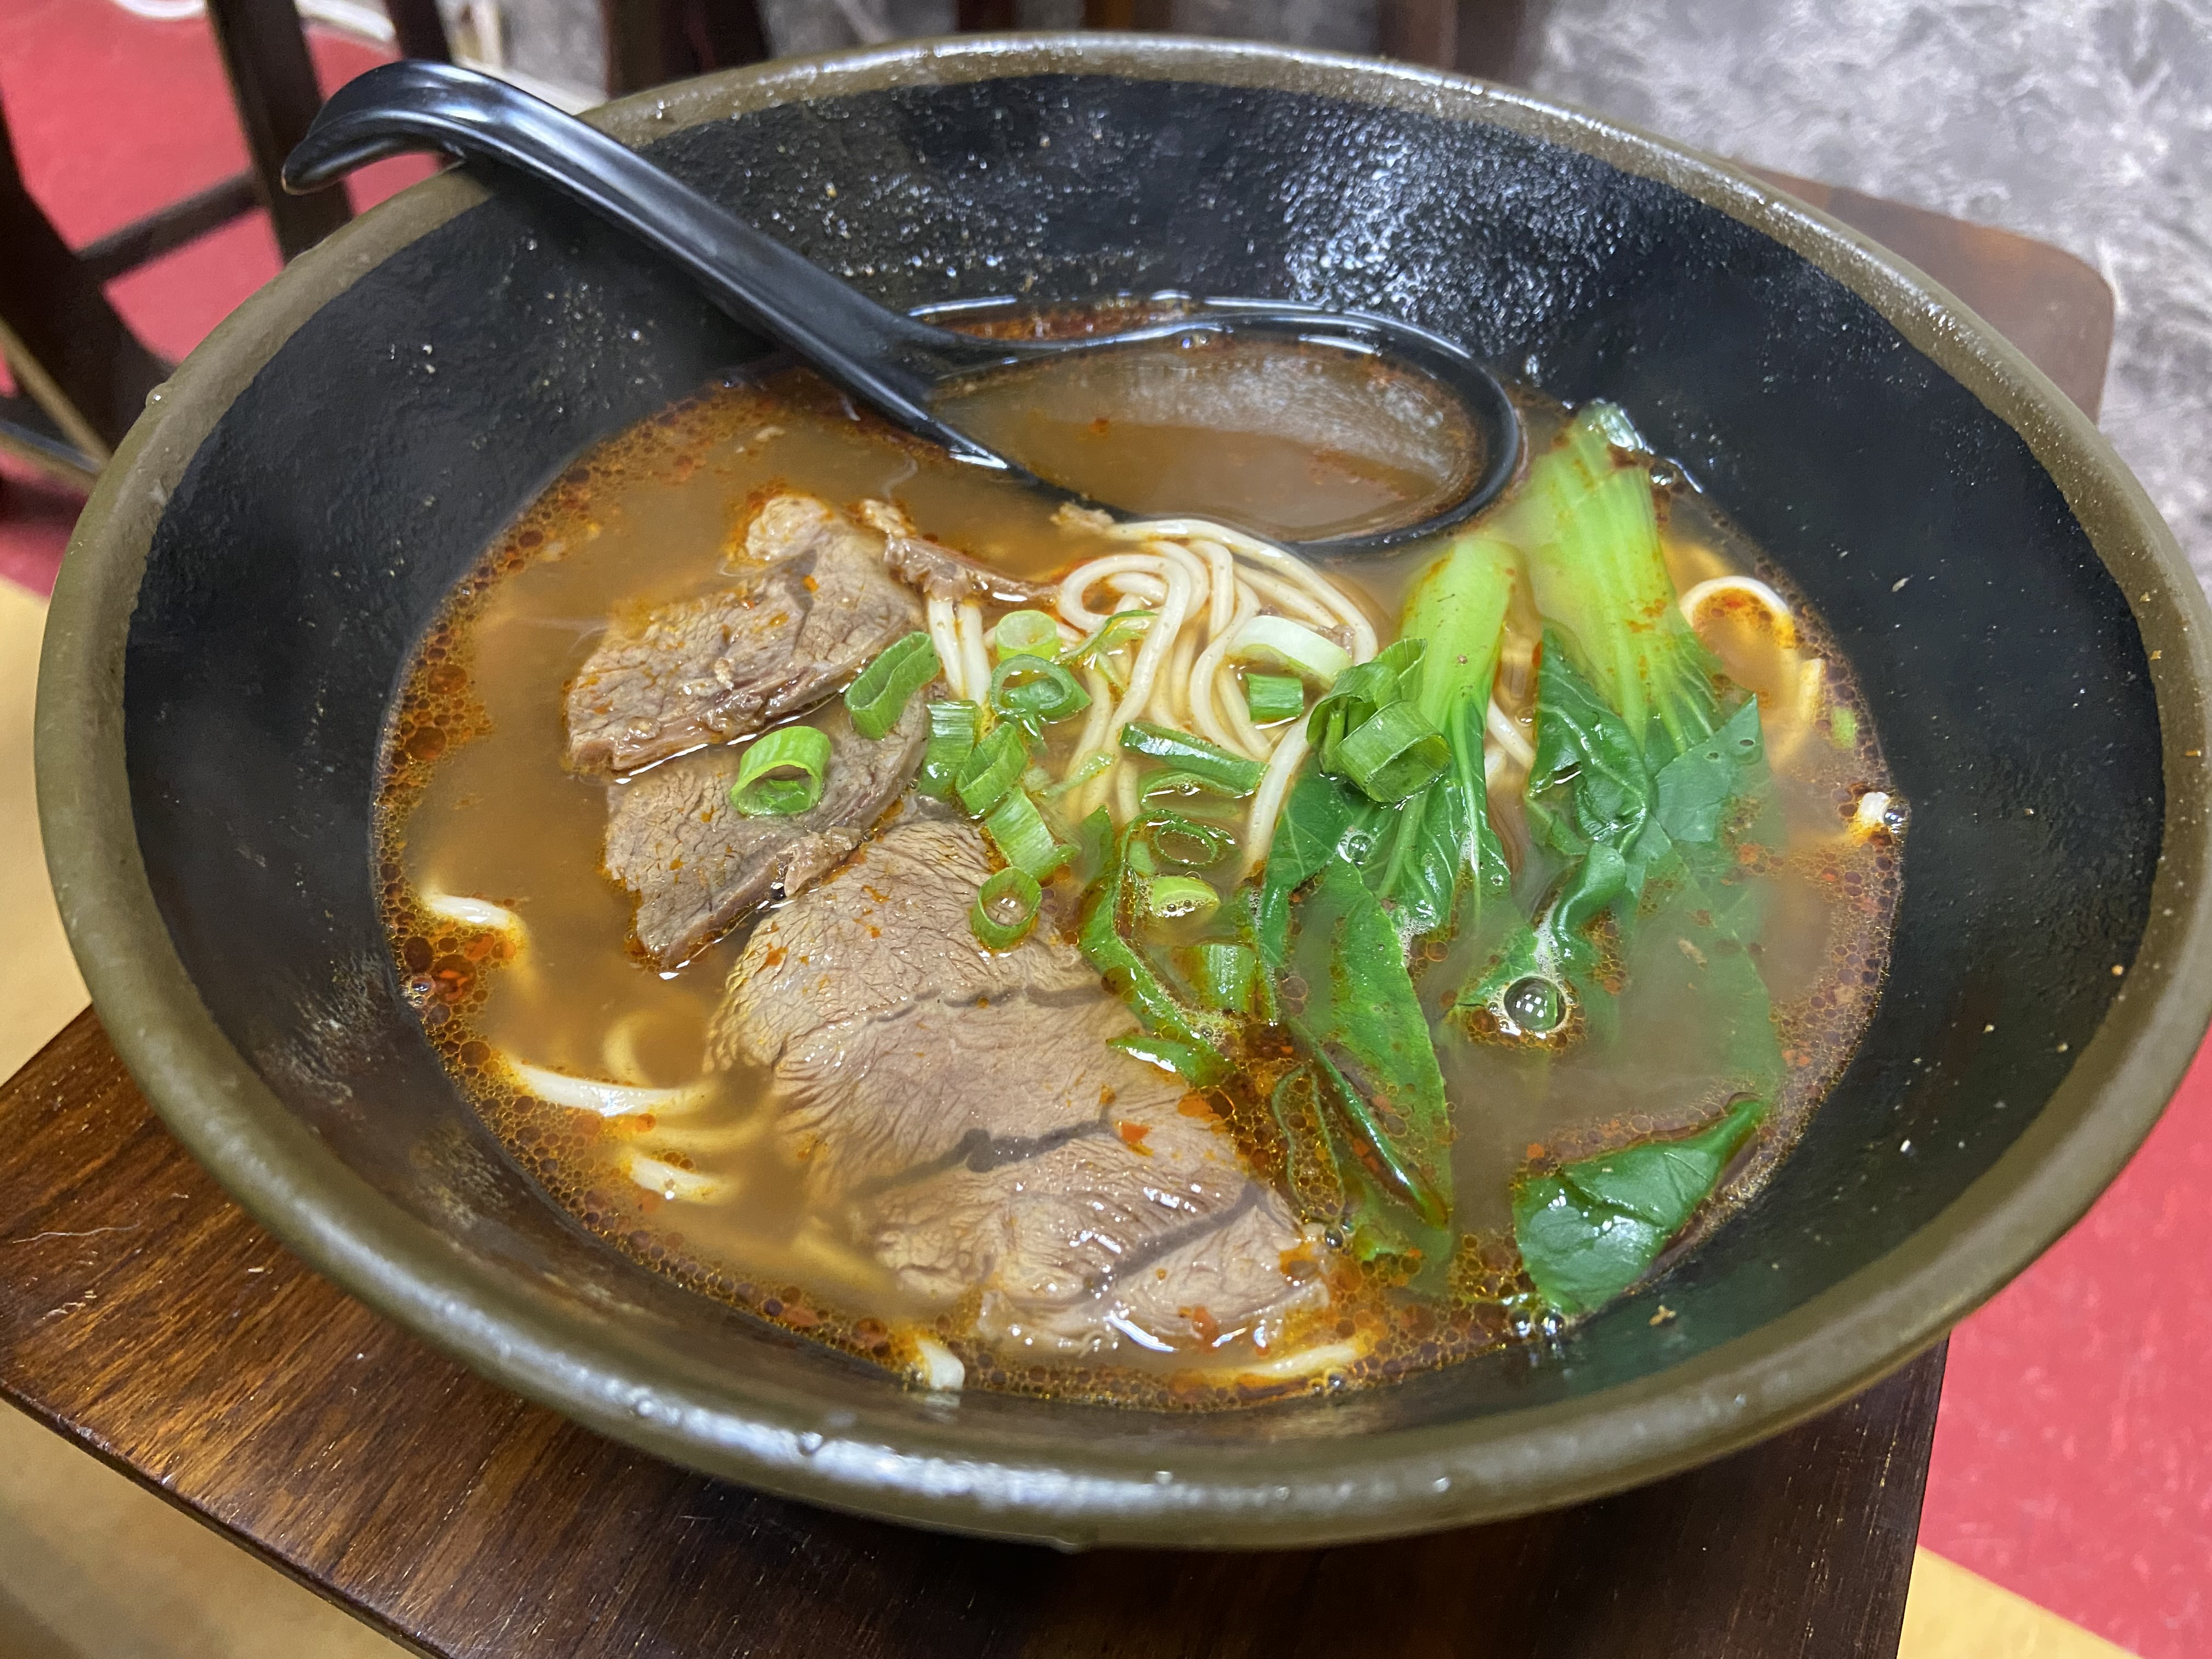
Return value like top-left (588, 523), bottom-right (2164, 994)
top-left (284, 61), bottom-right (1521, 558)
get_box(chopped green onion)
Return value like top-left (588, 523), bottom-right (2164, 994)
top-left (1228, 614), bottom-right (1352, 687)
top-left (1306, 636), bottom-right (1429, 780)
top-left (1187, 940), bottom-right (1258, 1013)
top-left (1330, 699), bottom-right (1450, 804)
top-left (916, 699), bottom-right (981, 799)
top-left (1830, 703), bottom-right (1858, 752)
top-left (1118, 720), bottom-right (1265, 795)
top-left (1076, 819), bottom-right (1236, 1080)
top-left (955, 721), bottom-right (1029, 817)
top-left (1244, 671), bottom-right (1306, 725)
top-left (1143, 875), bottom-right (1221, 925)
top-left (983, 790), bottom-right (1074, 879)
top-left (1137, 769), bottom-right (1245, 817)
top-left (728, 724), bottom-right (830, 817)
top-left (1041, 751), bottom-right (1113, 800)
top-left (989, 655), bottom-right (1091, 736)
top-left (1066, 609), bottom-right (1156, 691)
top-left (1071, 804), bottom-right (1116, 887)
top-left (970, 867), bottom-right (1042, 950)
top-left (844, 631), bottom-right (939, 738)
top-left (992, 609), bottom-right (1063, 660)
top-left (1133, 811), bottom-right (1235, 871)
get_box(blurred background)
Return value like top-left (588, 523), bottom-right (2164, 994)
top-left (0, 3), bottom-right (2204, 1656)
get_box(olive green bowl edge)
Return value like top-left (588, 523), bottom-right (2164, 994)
top-left (34, 34), bottom-right (2212, 1548)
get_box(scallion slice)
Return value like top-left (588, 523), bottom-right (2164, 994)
top-left (728, 724), bottom-right (830, 817)
top-left (983, 789), bottom-right (1073, 879)
top-left (1133, 811), bottom-right (1235, 871)
top-left (970, 866), bottom-right (1042, 950)
top-left (1070, 804), bottom-right (1116, 887)
top-left (1244, 671), bottom-right (1306, 725)
top-left (1137, 769), bottom-right (1245, 818)
top-left (989, 655), bottom-right (1091, 736)
top-left (916, 699), bottom-right (981, 799)
top-left (1143, 874), bottom-right (1221, 925)
top-left (1330, 699), bottom-right (1450, 803)
top-left (1228, 614), bottom-right (1352, 687)
top-left (1066, 609), bottom-right (1155, 691)
top-left (992, 608), bottom-right (1062, 660)
top-left (1117, 720), bottom-right (1264, 795)
top-left (1041, 751), bottom-right (1113, 800)
top-left (1188, 940), bottom-right (1259, 1014)
top-left (844, 631), bottom-right (940, 739)
top-left (955, 721), bottom-right (1029, 817)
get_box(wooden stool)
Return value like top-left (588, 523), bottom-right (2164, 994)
top-left (0, 0), bottom-right (458, 490)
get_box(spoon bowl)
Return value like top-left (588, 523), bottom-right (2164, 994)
top-left (283, 60), bottom-right (1521, 556)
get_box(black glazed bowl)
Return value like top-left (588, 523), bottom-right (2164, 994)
top-left (38, 36), bottom-right (2212, 1547)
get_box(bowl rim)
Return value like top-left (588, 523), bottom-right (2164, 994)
top-left (36, 32), bottom-right (2212, 1548)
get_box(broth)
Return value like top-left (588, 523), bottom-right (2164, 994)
top-left (932, 330), bottom-right (1482, 543)
top-left (377, 337), bottom-right (1897, 1409)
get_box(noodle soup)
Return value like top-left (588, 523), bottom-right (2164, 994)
top-left (376, 338), bottom-right (1898, 1408)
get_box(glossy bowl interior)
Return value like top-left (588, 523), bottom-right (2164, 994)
top-left (37, 36), bottom-right (2212, 1547)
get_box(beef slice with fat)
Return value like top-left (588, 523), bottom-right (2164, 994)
top-left (606, 697), bottom-right (926, 968)
top-left (711, 818), bottom-right (1324, 1357)
top-left (566, 494), bottom-right (922, 774)
top-left (854, 499), bottom-right (1054, 606)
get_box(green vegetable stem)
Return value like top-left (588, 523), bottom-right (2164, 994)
top-left (1507, 403), bottom-right (1723, 764)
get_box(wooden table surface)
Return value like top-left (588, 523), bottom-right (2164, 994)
top-left (0, 177), bottom-right (2113, 1659)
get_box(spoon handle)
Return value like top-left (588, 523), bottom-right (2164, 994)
top-left (285, 61), bottom-right (1018, 464)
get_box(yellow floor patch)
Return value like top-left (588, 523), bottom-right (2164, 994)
top-left (1903, 1549), bottom-right (2136, 1658)
top-left (0, 583), bottom-right (88, 1081)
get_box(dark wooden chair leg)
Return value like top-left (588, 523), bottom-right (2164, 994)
top-left (0, 101), bottom-right (167, 484)
top-left (602, 0), bottom-right (767, 98)
top-left (205, 0), bottom-right (352, 261)
top-left (1379, 0), bottom-right (1538, 81)
top-left (1082, 0), bottom-right (1175, 26)
top-left (382, 0), bottom-right (454, 63)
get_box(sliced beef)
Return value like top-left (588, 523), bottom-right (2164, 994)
top-left (606, 697), bottom-right (926, 968)
top-left (566, 494), bottom-right (922, 774)
top-left (855, 499), bottom-right (1054, 606)
top-left (711, 819), bottom-right (1324, 1357)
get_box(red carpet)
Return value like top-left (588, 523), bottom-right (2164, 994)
top-left (2, 7), bottom-right (2205, 1652)
top-left (0, 0), bottom-right (426, 598)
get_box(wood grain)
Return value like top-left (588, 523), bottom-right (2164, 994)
top-left (0, 187), bottom-right (2113, 1658)
top-left (0, 1013), bottom-right (1939, 1659)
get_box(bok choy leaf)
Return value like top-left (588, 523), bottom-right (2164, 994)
top-left (1508, 403), bottom-right (1722, 764)
top-left (1260, 532), bottom-right (1519, 949)
top-left (1512, 1093), bottom-right (1764, 1314)
top-left (1268, 860), bottom-right (1454, 1229)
